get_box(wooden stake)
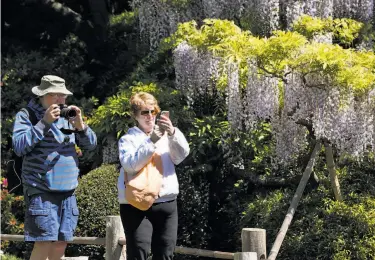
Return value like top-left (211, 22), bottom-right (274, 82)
top-left (268, 141), bottom-right (321, 260)
top-left (241, 228), bottom-right (266, 260)
top-left (234, 252), bottom-right (258, 260)
top-left (105, 216), bottom-right (126, 260)
top-left (324, 143), bottom-right (343, 202)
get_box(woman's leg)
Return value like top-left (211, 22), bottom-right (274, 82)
top-left (148, 200), bottom-right (178, 260)
top-left (120, 204), bottom-right (152, 260)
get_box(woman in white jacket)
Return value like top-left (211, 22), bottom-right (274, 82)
top-left (117, 92), bottom-right (190, 260)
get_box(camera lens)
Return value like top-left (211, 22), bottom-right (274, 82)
top-left (59, 104), bottom-right (77, 119)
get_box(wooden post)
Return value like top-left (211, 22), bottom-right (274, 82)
top-left (105, 216), bottom-right (126, 260)
top-left (324, 143), bottom-right (343, 202)
top-left (268, 141), bottom-right (321, 260)
top-left (234, 252), bottom-right (258, 260)
top-left (241, 228), bottom-right (266, 260)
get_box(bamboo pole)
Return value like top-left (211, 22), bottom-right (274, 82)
top-left (268, 141), bottom-right (321, 260)
top-left (174, 246), bottom-right (235, 259)
top-left (324, 143), bottom-right (343, 202)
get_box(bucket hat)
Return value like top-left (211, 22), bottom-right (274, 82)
top-left (32, 75), bottom-right (73, 96)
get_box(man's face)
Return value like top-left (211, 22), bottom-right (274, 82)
top-left (40, 93), bottom-right (68, 109)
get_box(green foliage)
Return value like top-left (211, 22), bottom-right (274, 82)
top-left (88, 90), bottom-right (132, 139)
top-left (110, 11), bottom-right (135, 27)
top-left (292, 15), bottom-right (327, 38)
top-left (292, 15), bottom-right (364, 46)
top-left (189, 116), bottom-right (229, 158)
top-left (0, 254), bottom-right (23, 260)
top-left (242, 190), bottom-right (288, 232)
top-left (325, 195), bottom-right (375, 260)
top-left (258, 31), bottom-right (307, 76)
top-left (70, 164), bottom-right (120, 258)
top-left (88, 82), bottom-right (161, 139)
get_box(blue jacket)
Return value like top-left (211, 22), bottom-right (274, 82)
top-left (12, 99), bottom-right (97, 192)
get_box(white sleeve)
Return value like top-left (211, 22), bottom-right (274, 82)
top-left (167, 128), bottom-right (190, 165)
top-left (118, 134), bottom-right (156, 174)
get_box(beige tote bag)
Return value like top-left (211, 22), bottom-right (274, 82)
top-left (124, 153), bottom-right (163, 211)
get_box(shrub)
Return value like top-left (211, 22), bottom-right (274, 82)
top-left (1, 178), bottom-right (32, 259)
top-left (66, 164), bottom-right (120, 259)
top-left (0, 254), bottom-right (23, 260)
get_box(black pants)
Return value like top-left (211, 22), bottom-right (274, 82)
top-left (120, 200), bottom-right (178, 260)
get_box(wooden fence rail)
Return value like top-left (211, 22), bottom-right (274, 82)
top-left (1, 216), bottom-right (265, 260)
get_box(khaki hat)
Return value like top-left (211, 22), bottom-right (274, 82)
top-left (32, 75), bottom-right (73, 96)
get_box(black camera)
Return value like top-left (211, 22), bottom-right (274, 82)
top-left (59, 104), bottom-right (77, 119)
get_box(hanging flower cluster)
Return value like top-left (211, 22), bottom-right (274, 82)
top-left (133, 0), bottom-right (281, 49)
top-left (333, 0), bottom-right (374, 22)
top-left (133, 0), bottom-right (373, 50)
top-left (173, 41), bottom-right (221, 106)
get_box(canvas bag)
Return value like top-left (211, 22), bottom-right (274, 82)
top-left (124, 153), bottom-right (163, 211)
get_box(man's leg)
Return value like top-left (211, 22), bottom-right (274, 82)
top-left (29, 242), bottom-right (51, 260)
top-left (56, 193), bottom-right (79, 258)
top-left (49, 241), bottom-right (68, 260)
top-left (24, 193), bottom-right (58, 260)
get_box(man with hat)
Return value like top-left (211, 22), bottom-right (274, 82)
top-left (12, 75), bottom-right (97, 260)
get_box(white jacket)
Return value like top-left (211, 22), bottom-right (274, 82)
top-left (117, 126), bottom-right (190, 204)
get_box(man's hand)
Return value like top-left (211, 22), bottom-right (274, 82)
top-left (68, 105), bottom-right (85, 131)
top-left (158, 115), bottom-right (175, 136)
top-left (150, 125), bottom-right (165, 143)
top-left (43, 104), bottom-right (60, 124)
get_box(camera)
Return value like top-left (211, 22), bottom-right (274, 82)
top-left (59, 104), bottom-right (77, 119)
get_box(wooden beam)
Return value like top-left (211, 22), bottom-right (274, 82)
top-left (0, 234), bottom-right (105, 245)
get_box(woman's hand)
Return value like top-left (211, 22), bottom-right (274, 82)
top-left (150, 125), bottom-right (165, 143)
top-left (157, 115), bottom-right (175, 136)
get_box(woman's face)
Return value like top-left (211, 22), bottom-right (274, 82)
top-left (135, 104), bottom-right (157, 134)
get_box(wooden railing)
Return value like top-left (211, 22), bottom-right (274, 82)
top-left (1, 216), bottom-right (266, 260)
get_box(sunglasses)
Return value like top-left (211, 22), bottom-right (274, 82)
top-left (140, 110), bottom-right (157, 116)
top-left (47, 93), bottom-right (68, 98)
